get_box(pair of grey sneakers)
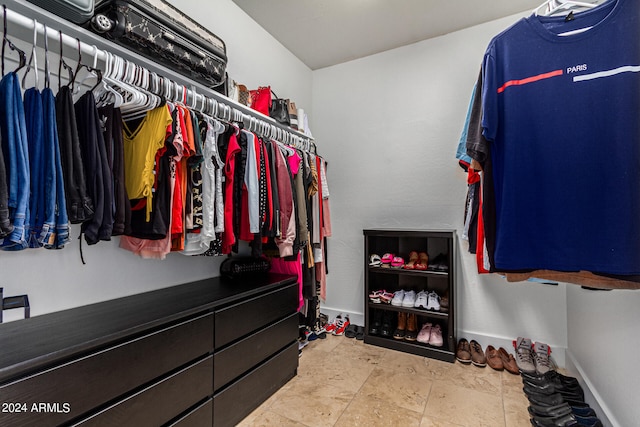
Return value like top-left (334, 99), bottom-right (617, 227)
top-left (514, 337), bottom-right (552, 375)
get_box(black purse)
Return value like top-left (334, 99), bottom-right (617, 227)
top-left (220, 256), bottom-right (271, 279)
top-left (269, 90), bottom-right (290, 126)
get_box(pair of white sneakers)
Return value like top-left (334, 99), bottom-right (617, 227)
top-left (391, 289), bottom-right (413, 307)
top-left (391, 290), bottom-right (440, 310)
top-left (415, 291), bottom-right (441, 311)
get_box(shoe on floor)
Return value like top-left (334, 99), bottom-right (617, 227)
top-left (391, 290), bottom-right (405, 306)
top-left (574, 415), bottom-right (603, 427)
top-left (529, 412), bottom-right (578, 427)
top-left (485, 345), bottom-right (504, 371)
top-left (456, 338), bottom-right (472, 363)
top-left (333, 316), bottom-right (350, 336)
top-left (428, 324), bottom-right (443, 347)
top-left (498, 347), bottom-right (520, 375)
top-left (426, 291), bottom-right (441, 311)
top-left (324, 314), bottom-right (341, 334)
top-left (417, 323), bottom-right (432, 344)
top-left (527, 402), bottom-right (572, 419)
top-left (414, 290), bottom-right (428, 308)
top-left (469, 340), bottom-right (486, 367)
top-left (534, 342), bottom-right (552, 375)
top-left (401, 290), bottom-right (417, 307)
top-left (522, 370), bottom-right (580, 388)
top-left (523, 380), bottom-right (585, 402)
top-left (344, 324), bottom-right (359, 338)
top-left (528, 402), bottom-right (596, 419)
top-left (522, 373), bottom-right (583, 395)
top-left (514, 337), bottom-right (536, 374)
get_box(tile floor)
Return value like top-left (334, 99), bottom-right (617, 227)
top-left (238, 335), bottom-right (531, 427)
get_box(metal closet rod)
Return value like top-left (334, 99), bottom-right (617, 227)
top-left (2, 3), bottom-right (317, 152)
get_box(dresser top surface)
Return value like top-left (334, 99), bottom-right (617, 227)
top-left (0, 274), bottom-right (297, 383)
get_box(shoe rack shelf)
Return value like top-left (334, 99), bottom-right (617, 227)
top-left (363, 229), bottom-right (457, 363)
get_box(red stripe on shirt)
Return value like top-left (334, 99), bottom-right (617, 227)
top-left (497, 69), bottom-right (564, 93)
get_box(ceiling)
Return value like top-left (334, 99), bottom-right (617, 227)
top-left (232, 0), bottom-right (544, 70)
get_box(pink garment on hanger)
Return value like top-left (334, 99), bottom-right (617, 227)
top-left (270, 253), bottom-right (304, 310)
top-left (287, 151), bottom-right (301, 175)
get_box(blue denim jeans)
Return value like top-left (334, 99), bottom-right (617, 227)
top-left (38, 87), bottom-right (58, 247)
top-left (1, 73), bottom-right (30, 251)
top-left (43, 88), bottom-right (69, 248)
top-left (24, 87), bottom-right (44, 248)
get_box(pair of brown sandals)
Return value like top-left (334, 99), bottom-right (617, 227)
top-left (403, 251), bottom-right (429, 270)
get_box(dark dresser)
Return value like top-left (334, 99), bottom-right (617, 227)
top-left (0, 274), bottom-right (299, 427)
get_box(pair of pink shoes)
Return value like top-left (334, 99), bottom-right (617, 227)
top-left (381, 253), bottom-right (405, 269)
top-left (368, 290), bottom-right (394, 304)
top-left (416, 323), bottom-right (443, 347)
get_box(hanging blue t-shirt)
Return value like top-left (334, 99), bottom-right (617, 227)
top-left (480, 0), bottom-right (640, 274)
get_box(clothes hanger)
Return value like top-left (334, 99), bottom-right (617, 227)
top-left (1, 5), bottom-right (27, 76)
top-left (57, 31), bottom-right (74, 90)
top-left (94, 51), bottom-right (124, 108)
top-left (101, 53), bottom-right (138, 108)
top-left (21, 18), bottom-right (38, 89)
top-left (43, 24), bottom-right (50, 89)
top-left (119, 60), bottom-right (163, 120)
top-left (71, 38), bottom-right (103, 95)
top-left (534, 0), bottom-right (599, 16)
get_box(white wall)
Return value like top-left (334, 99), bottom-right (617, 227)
top-left (566, 286), bottom-right (640, 427)
top-left (0, 0), bottom-right (312, 318)
top-left (312, 13), bottom-right (568, 360)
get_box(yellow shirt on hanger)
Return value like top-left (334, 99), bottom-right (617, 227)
top-left (123, 105), bottom-right (172, 222)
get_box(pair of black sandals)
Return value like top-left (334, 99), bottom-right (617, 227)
top-left (344, 324), bottom-right (365, 340)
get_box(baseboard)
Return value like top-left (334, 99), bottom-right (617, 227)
top-left (565, 350), bottom-right (617, 427)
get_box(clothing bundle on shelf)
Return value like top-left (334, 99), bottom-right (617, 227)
top-left (457, 0), bottom-right (640, 290)
top-left (0, 3), bottom-right (331, 320)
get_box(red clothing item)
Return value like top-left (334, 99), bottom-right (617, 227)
top-left (170, 107), bottom-right (187, 236)
top-left (475, 173), bottom-right (490, 274)
top-left (239, 189), bottom-right (253, 242)
top-left (222, 132), bottom-right (241, 254)
top-left (239, 132), bottom-right (263, 242)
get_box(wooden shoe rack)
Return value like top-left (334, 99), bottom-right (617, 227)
top-left (364, 229), bottom-right (456, 362)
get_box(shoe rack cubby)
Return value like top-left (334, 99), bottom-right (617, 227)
top-left (364, 229), bottom-right (456, 363)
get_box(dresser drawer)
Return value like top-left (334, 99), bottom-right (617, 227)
top-left (213, 342), bottom-right (298, 427)
top-left (214, 312), bottom-right (298, 391)
top-left (0, 313), bottom-right (213, 427)
top-left (167, 398), bottom-right (212, 427)
top-left (74, 356), bottom-right (213, 426)
top-left (214, 283), bottom-right (298, 349)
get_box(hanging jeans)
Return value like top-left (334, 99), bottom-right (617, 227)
top-left (0, 131), bottom-right (12, 238)
top-left (43, 88), bottom-right (69, 248)
top-left (0, 72), bottom-right (30, 251)
top-left (24, 88), bottom-right (45, 248)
